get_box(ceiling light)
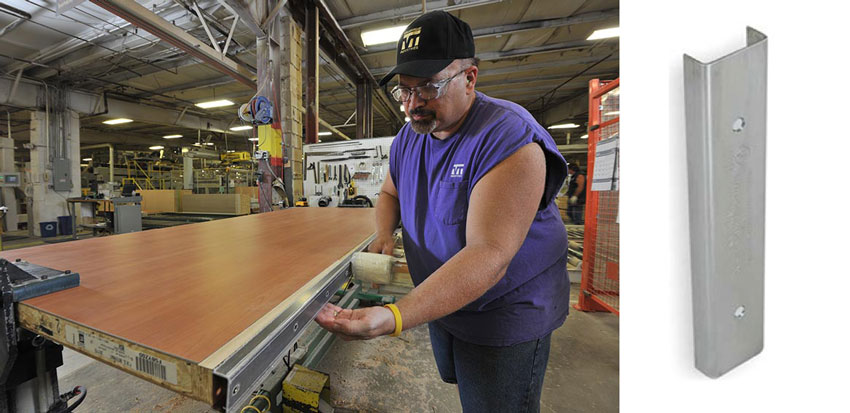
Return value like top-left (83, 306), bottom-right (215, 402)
top-left (405, 117), bottom-right (411, 122)
top-left (163, 134), bottom-right (182, 139)
top-left (580, 134), bottom-right (588, 140)
top-left (192, 143), bottom-right (202, 146)
top-left (361, 24), bottom-right (407, 46)
top-left (204, 142), bottom-right (214, 146)
top-left (195, 99), bottom-right (234, 109)
top-left (604, 111), bottom-right (620, 116)
top-left (399, 105), bottom-right (405, 112)
top-left (587, 27), bottom-right (619, 40)
top-left (230, 125), bottom-right (252, 131)
top-left (248, 137), bottom-right (258, 141)
top-left (82, 157), bottom-right (92, 162)
top-left (226, 150), bottom-right (235, 153)
top-left (149, 145), bottom-right (164, 150)
top-left (103, 118), bottom-right (133, 125)
top-left (548, 123), bottom-right (580, 129)
top-left (318, 131), bottom-right (332, 136)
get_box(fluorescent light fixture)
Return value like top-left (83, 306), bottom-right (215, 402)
top-left (82, 157), bottom-right (92, 162)
top-left (587, 27), bottom-right (619, 40)
top-left (226, 150), bottom-right (235, 153)
top-left (580, 134), bottom-right (588, 139)
top-left (230, 125), bottom-right (253, 131)
top-left (163, 134), bottom-right (182, 139)
top-left (318, 131), bottom-right (332, 136)
top-left (604, 111), bottom-right (620, 116)
top-left (149, 145), bottom-right (164, 150)
top-left (361, 24), bottom-right (407, 46)
top-left (548, 123), bottom-right (580, 129)
top-left (103, 118), bottom-right (132, 125)
top-left (195, 99), bottom-right (234, 109)
top-left (248, 137), bottom-right (258, 141)
top-left (405, 116), bottom-right (411, 122)
top-left (399, 105), bottom-right (405, 112)
top-left (204, 142), bottom-right (214, 146)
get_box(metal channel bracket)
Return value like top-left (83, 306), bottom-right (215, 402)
top-left (683, 27), bottom-right (767, 378)
top-left (213, 235), bottom-right (373, 411)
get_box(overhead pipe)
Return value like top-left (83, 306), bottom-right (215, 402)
top-left (0, 2), bottom-right (31, 39)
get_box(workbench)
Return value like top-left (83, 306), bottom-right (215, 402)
top-left (0, 208), bottom-right (374, 411)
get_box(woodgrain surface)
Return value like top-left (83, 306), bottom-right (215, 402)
top-left (1, 208), bottom-right (374, 363)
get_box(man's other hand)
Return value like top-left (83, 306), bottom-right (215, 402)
top-left (367, 234), bottom-right (395, 255)
top-left (315, 303), bottom-right (396, 340)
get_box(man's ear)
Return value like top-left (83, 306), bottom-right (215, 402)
top-left (465, 66), bottom-right (478, 91)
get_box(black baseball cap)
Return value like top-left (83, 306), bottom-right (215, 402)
top-left (378, 11), bottom-right (475, 86)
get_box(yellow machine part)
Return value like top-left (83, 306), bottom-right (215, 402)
top-left (282, 364), bottom-right (329, 413)
top-left (220, 151), bottom-right (252, 162)
top-left (258, 124), bottom-right (282, 160)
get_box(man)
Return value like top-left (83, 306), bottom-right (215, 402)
top-left (567, 164), bottom-right (586, 225)
top-left (316, 11), bottom-right (569, 412)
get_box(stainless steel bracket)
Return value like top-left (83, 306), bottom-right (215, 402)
top-left (683, 27), bottom-right (767, 378)
top-left (213, 234), bottom-right (374, 411)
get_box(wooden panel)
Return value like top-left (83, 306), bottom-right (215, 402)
top-left (18, 306), bottom-right (215, 403)
top-left (181, 193), bottom-right (250, 215)
top-left (234, 186), bottom-right (258, 200)
top-left (139, 189), bottom-right (181, 213)
top-left (1, 208), bottom-right (375, 365)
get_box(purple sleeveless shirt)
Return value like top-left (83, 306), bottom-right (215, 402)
top-left (389, 92), bottom-right (570, 346)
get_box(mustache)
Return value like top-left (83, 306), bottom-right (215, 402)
top-left (410, 107), bottom-right (435, 117)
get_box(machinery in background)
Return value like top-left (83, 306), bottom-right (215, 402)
top-left (66, 194), bottom-right (142, 239)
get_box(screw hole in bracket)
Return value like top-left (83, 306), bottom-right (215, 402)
top-left (734, 305), bottom-right (746, 319)
top-left (732, 117), bottom-right (746, 132)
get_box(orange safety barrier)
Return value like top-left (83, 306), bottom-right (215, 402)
top-left (574, 78), bottom-right (620, 315)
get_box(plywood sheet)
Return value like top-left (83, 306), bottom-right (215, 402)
top-left (2, 208), bottom-right (375, 364)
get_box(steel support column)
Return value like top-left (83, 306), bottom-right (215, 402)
top-left (355, 82), bottom-right (373, 139)
top-left (305, 1), bottom-right (319, 144)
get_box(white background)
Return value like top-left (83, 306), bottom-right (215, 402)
top-left (621, 1), bottom-right (850, 411)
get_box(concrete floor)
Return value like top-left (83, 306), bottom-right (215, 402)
top-left (314, 287), bottom-right (619, 413)
top-left (56, 286), bottom-right (618, 412)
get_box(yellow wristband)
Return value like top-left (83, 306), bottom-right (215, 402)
top-left (384, 303), bottom-right (403, 337)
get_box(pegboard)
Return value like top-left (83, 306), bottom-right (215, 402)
top-left (303, 137), bottom-right (395, 207)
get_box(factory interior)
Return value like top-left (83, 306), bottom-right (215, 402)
top-left (0, 0), bottom-right (619, 412)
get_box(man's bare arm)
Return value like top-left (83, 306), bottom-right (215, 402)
top-left (395, 142), bottom-right (546, 329)
top-left (575, 174), bottom-right (585, 196)
top-left (368, 172), bottom-right (401, 255)
top-left (316, 143), bottom-right (546, 339)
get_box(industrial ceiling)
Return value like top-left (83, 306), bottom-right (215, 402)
top-left (0, 0), bottom-right (619, 157)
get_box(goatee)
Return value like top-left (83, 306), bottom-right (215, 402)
top-left (411, 118), bottom-right (438, 134)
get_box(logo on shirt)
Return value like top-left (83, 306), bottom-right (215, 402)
top-left (450, 163), bottom-right (465, 179)
top-left (400, 27), bottom-right (421, 53)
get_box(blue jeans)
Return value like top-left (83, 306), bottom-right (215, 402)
top-left (567, 204), bottom-right (584, 225)
top-left (428, 322), bottom-right (551, 413)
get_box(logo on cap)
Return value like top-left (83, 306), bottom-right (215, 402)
top-left (400, 27), bottom-right (421, 54)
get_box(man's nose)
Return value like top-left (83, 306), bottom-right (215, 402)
top-left (409, 92), bottom-right (427, 110)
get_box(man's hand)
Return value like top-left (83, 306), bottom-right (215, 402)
top-left (367, 234), bottom-right (395, 255)
top-left (315, 303), bottom-right (396, 340)
top-left (569, 195), bottom-right (578, 205)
